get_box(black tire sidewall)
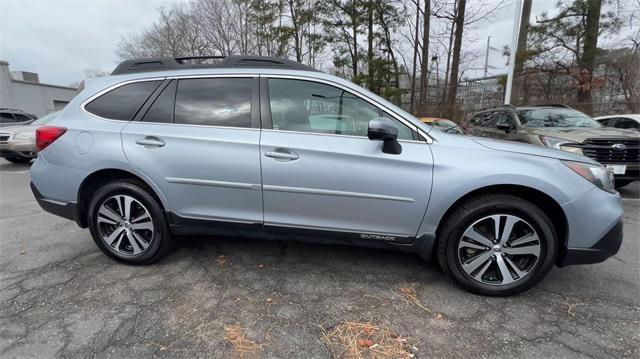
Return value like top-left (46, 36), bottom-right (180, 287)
top-left (442, 196), bottom-right (557, 296)
top-left (88, 181), bottom-right (168, 264)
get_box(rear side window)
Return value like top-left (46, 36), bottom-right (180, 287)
top-left (14, 114), bottom-right (32, 122)
top-left (85, 80), bottom-right (161, 121)
top-left (141, 81), bottom-right (177, 123)
top-left (174, 78), bottom-right (252, 127)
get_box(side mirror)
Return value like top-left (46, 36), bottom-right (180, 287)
top-left (368, 117), bottom-right (402, 154)
top-left (496, 123), bottom-right (512, 133)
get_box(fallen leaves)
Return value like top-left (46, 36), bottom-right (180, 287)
top-left (216, 255), bottom-right (226, 267)
top-left (321, 321), bottom-right (416, 358)
top-left (223, 324), bottom-right (262, 359)
top-left (399, 286), bottom-right (443, 319)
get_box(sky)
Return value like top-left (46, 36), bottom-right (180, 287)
top-left (0, 0), bottom-right (633, 87)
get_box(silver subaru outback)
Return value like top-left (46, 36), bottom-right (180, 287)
top-left (30, 56), bottom-right (624, 296)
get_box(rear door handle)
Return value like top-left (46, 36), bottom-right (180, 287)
top-left (135, 137), bottom-right (165, 147)
top-left (264, 150), bottom-right (299, 160)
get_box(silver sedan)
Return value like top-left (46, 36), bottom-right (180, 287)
top-left (0, 111), bottom-right (59, 163)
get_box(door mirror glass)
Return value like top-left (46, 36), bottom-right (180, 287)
top-left (368, 117), bottom-right (402, 154)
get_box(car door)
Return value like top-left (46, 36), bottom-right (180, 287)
top-left (259, 77), bottom-right (433, 238)
top-left (121, 76), bottom-right (263, 224)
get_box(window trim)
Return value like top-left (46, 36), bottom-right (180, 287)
top-left (80, 73), bottom-right (432, 142)
top-left (260, 75), bottom-right (432, 143)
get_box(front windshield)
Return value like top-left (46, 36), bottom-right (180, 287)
top-left (517, 108), bottom-right (602, 128)
top-left (32, 111), bottom-right (60, 125)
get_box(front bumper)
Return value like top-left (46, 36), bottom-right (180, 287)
top-left (560, 219), bottom-right (623, 266)
top-left (0, 140), bottom-right (37, 158)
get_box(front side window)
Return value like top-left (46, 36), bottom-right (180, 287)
top-left (268, 79), bottom-right (414, 140)
top-left (0, 113), bottom-right (16, 123)
top-left (174, 78), bottom-right (252, 127)
top-left (477, 112), bottom-right (498, 128)
top-left (495, 112), bottom-right (515, 128)
top-left (85, 80), bottom-right (161, 121)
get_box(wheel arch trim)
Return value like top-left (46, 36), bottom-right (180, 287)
top-left (76, 163), bottom-right (170, 227)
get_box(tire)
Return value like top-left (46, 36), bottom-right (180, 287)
top-left (614, 180), bottom-right (634, 189)
top-left (6, 156), bottom-right (32, 164)
top-left (87, 180), bottom-right (172, 265)
top-left (436, 194), bottom-right (557, 296)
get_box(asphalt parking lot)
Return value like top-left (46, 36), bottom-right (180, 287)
top-left (0, 158), bottom-right (638, 358)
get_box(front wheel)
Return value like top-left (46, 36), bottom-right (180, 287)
top-left (87, 180), bottom-right (172, 265)
top-left (436, 194), bottom-right (557, 296)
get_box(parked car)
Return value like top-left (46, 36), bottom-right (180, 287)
top-left (31, 56), bottom-right (623, 296)
top-left (0, 111), bottom-right (59, 163)
top-left (595, 114), bottom-right (640, 131)
top-left (418, 117), bottom-right (465, 135)
top-left (465, 105), bottom-right (640, 188)
top-left (0, 108), bottom-right (36, 128)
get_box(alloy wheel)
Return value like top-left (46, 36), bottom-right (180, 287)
top-left (457, 214), bottom-right (541, 285)
top-left (96, 194), bottom-right (154, 256)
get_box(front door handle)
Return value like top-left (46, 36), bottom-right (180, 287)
top-left (265, 150), bottom-right (299, 161)
top-left (135, 136), bottom-right (165, 147)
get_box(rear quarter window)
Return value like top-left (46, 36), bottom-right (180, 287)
top-left (85, 80), bottom-right (162, 121)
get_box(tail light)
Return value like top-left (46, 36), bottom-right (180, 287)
top-left (36, 126), bottom-right (67, 152)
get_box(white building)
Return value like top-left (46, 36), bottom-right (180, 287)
top-left (0, 60), bottom-right (78, 117)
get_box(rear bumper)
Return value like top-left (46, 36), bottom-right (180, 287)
top-left (560, 219), bottom-right (623, 266)
top-left (31, 182), bottom-right (79, 224)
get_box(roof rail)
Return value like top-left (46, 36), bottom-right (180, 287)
top-left (111, 55), bottom-right (317, 75)
top-left (536, 104), bottom-right (573, 109)
top-left (481, 104), bottom-right (516, 111)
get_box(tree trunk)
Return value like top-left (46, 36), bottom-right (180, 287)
top-left (367, 0), bottom-right (374, 92)
top-left (418, 0), bottom-right (430, 115)
top-left (446, 0), bottom-right (466, 119)
top-left (352, 18), bottom-right (359, 81)
top-left (409, 0), bottom-right (420, 114)
top-left (577, 0), bottom-right (602, 115)
top-left (440, 2), bottom-right (455, 108)
top-left (511, 0), bottom-right (531, 105)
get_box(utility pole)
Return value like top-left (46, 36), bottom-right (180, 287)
top-left (505, 0), bottom-right (523, 105)
top-left (484, 36), bottom-right (491, 78)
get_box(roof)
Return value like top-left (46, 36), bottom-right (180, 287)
top-left (111, 56), bottom-right (317, 76)
top-left (594, 114), bottom-right (640, 120)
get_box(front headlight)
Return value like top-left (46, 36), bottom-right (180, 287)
top-left (539, 135), bottom-right (583, 155)
top-left (14, 132), bottom-right (34, 140)
top-left (563, 160), bottom-right (616, 193)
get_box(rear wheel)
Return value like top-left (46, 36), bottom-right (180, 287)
top-left (87, 180), bottom-right (171, 264)
top-left (437, 194), bottom-right (557, 296)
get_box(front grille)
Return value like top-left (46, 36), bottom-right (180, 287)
top-left (0, 135), bottom-right (9, 142)
top-left (581, 138), bottom-right (640, 164)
